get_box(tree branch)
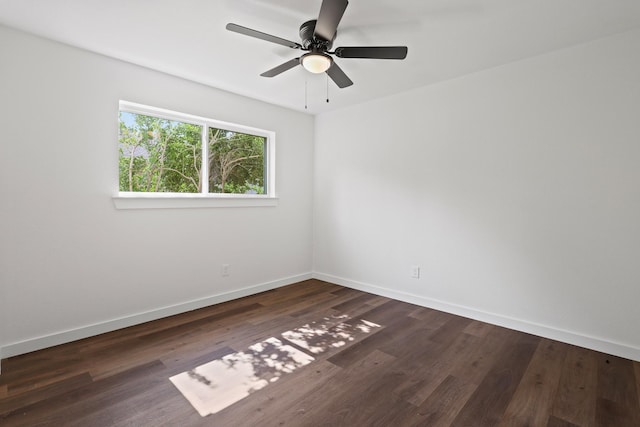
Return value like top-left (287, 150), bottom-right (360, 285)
top-left (163, 167), bottom-right (198, 189)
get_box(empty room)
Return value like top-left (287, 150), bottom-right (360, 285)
top-left (1, 0), bottom-right (640, 425)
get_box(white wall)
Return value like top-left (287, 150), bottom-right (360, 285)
top-left (0, 25), bottom-right (314, 357)
top-left (314, 29), bottom-right (640, 360)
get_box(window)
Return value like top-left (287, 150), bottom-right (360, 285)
top-left (114, 101), bottom-right (276, 209)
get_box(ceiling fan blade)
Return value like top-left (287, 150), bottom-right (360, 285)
top-left (326, 62), bottom-right (353, 88)
top-left (226, 23), bottom-right (302, 49)
top-left (314, 0), bottom-right (349, 42)
top-left (261, 58), bottom-right (301, 77)
top-left (334, 46), bottom-right (408, 59)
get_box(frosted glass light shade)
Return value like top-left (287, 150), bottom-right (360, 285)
top-left (301, 53), bottom-right (332, 73)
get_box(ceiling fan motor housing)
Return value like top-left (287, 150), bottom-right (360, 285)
top-left (299, 20), bottom-right (335, 50)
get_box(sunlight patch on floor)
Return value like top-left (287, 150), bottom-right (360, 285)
top-left (282, 317), bottom-right (381, 354)
top-left (170, 337), bottom-right (314, 416)
top-left (170, 314), bottom-right (382, 417)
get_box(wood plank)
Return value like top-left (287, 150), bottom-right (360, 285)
top-left (0, 349), bottom-right (87, 386)
top-left (597, 354), bottom-right (639, 406)
top-left (4, 359), bottom-right (89, 397)
top-left (353, 299), bottom-right (421, 326)
top-left (463, 320), bottom-right (494, 338)
top-left (596, 354), bottom-right (640, 425)
top-left (161, 346), bottom-right (235, 376)
top-left (94, 293), bottom-right (262, 348)
top-left (0, 373), bottom-right (93, 417)
top-left (392, 326), bottom-right (515, 410)
top-left (596, 397), bottom-right (639, 427)
top-left (279, 314), bottom-right (386, 360)
top-left (246, 287), bottom-right (342, 324)
top-left (447, 325), bottom-right (514, 386)
top-left (550, 345), bottom-right (598, 427)
top-left (392, 331), bottom-right (479, 407)
top-left (136, 302), bottom-right (263, 343)
top-left (636, 362), bottom-right (640, 409)
top-left (547, 415), bottom-right (580, 427)
top-left (410, 375), bottom-right (478, 426)
top-left (1, 360), bottom-right (165, 425)
top-left (451, 332), bottom-right (540, 426)
top-left (266, 349), bottom-right (399, 426)
top-left (331, 292), bottom-right (381, 312)
top-left (254, 279), bottom-right (331, 306)
top-left (74, 376), bottom-right (196, 427)
top-left (329, 286), bottom-right (360, 296)
top-left (210, 314), bottom-right (309, 351)
top-left (257, 289), bottom-right (338, 320)
top-left (428, 315), bottom-right (473, 345)
top-left (409, 306), bottom-right (456, 327)
top-left (327, 314), bottom-right (426, 368)
top-left (498, 338), bottom-right (567, 426)
top-left (88, 305), bottom-right (276, 379)
top-left (209, 360), bottom-right (343, 427)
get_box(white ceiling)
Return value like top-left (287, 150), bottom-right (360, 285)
top-left (1, 0), bottom-right (639, 114)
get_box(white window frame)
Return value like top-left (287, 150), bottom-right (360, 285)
top-left (113, 101), bottom-right (277, 209)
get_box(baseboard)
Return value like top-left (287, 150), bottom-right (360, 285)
top-left (313, 272), bottom-right (640, 362)
top-left (1, 273), bottom-right (312, 360)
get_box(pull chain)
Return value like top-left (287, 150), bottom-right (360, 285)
top-left (326, 74), bottom-right (330, 103)
top-left (305, 76), bottom-right (308, 110)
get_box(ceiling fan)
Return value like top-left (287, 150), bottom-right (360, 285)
top-left (226, 0), bottom-right (408, 88)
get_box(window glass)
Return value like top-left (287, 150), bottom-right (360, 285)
top-left (119, 112), bottom-right (202, 193)
top-left (117, 102), bottom-right (273, 198)
top-left (208, 128), bottom-right (266, 194)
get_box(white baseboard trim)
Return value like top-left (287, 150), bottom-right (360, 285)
top-left (313, 272), bottom-right (640, 362)
top-left (1, 273), bottom-right (312, 360)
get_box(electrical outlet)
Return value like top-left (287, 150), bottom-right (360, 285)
top-left (221, 264), bottom-right (230, 277)
top-left (411, 265), bottom-right (420, 279)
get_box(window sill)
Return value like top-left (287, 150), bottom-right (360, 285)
top-left (112, 193), bottom-right (279, 210)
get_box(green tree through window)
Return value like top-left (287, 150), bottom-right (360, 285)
top-left (209, 129), bottom-right (265, 194)
top-left (118, 106), bottom-right (267, 195)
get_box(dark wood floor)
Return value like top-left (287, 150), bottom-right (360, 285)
top-left (1, 279), bottom-right (639, 426)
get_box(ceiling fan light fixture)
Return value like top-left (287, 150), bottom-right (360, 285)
top-left (301, 52), bottom-right (333, 73)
